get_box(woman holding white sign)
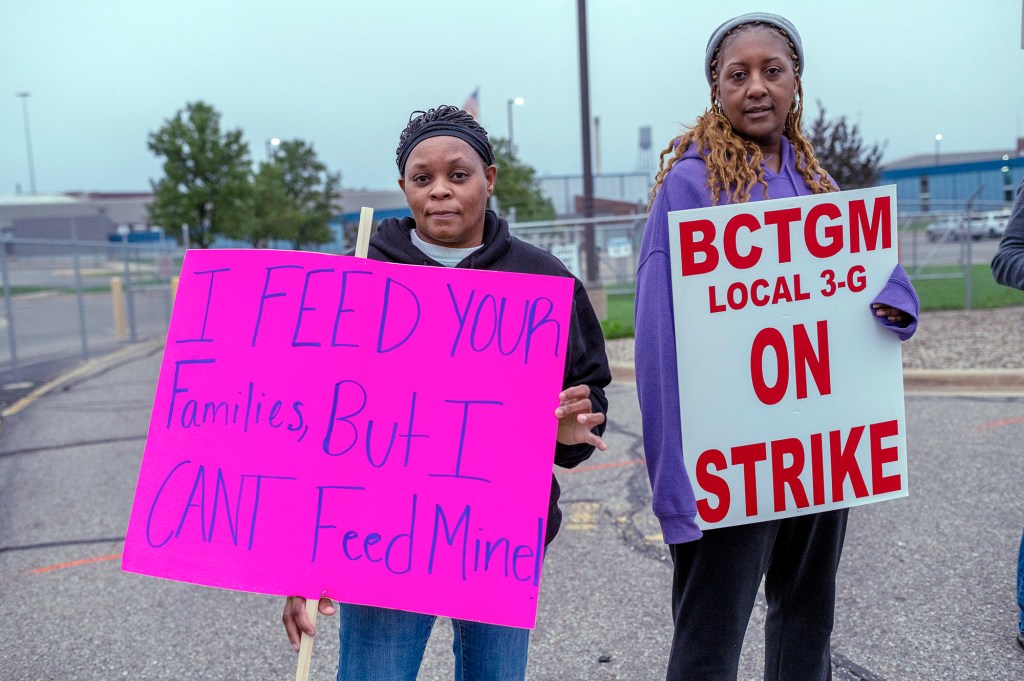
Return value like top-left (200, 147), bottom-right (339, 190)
top-left (282, 104), bottom-right (612, 681)
top-left (635, 12), bottom-right (919, 680)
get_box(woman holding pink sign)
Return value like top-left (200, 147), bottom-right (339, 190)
top-left (282, 104), bottom-right (611, 680)
top-left (635, 12), bottom-right (919, 680)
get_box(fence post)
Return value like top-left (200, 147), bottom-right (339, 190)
top-left (964, 229), bottom-right (974, 310)
top-left (70, 218), bottom-right (89, 359)
top-left (111, 276), bottom-right (127, 340)
top-left (120, 234), bottom-right (138, 342)
top-left (910, 224), bottom-right (919, 270)
top-left (0, 232), bottom-right (20, 381)
top-left (963, 188), bottom-right (983, 311)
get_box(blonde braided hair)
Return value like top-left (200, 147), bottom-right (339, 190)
top-left (648, 22), bottom-right (834, 208)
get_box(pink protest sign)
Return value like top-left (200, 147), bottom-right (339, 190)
top-left (122, 248), bottom-right (575, 629)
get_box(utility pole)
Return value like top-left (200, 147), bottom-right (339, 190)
top-left (576, 0), bottom-right (599, 286)
top-left (16, 92), bottom-right (37, 194)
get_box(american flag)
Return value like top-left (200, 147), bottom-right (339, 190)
top-left (463, 87), bottom-right (480, 120)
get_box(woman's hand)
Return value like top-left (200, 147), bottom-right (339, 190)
top-left (871, 303), bottom-right (911, 326)
top-left (555, 385), bottom-right (607, 451)
top-left (282, 596), bottom-right (336, 653)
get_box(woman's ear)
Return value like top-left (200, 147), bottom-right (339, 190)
top-left (485, 165), bottom-right (497, 196)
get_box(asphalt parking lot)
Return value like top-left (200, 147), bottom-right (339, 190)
top-left (1, 346), bottom-right (1022, 680)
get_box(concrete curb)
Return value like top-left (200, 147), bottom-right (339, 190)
top-left (609, 363), bottom-right (1024, 396)
top-left (0, 339), bottom-right (165, 419)
top-left (900, 368), bottom-right (1024, 396)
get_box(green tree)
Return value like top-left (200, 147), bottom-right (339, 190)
top-left (491, 138), bottom-right (556, 222)
top-left (807, 101), bottom-right (886, 190)
top-left (245, 162), bottom-right (293, 248)
top-left (266, 140), bottom-right (342, 250)
top-left (147, 101), bottom-right (252, 248)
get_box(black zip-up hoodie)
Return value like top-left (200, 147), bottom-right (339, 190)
top-left (367, 210), bottom-right (612, 544)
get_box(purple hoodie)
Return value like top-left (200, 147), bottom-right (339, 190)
top-left (634, 138), bottom-right (920, 544)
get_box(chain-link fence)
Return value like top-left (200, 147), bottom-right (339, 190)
top-left (0, 204), bottom-right (1007, 387)
top-left (0, 234), bottom-right (182, 386)
top-left (510, 214), bottom-right (647, 294)
top-left (893, 200), bottom-right (1010, 310)
top-left (508, 204), bottom-right (1009, 308)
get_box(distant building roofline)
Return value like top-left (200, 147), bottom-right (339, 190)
top-left (64, 191), bottom-right (153, 200)
top-left (0, 191), bottom-right (154, 207)
top-left (0, 193), bottom-right (80, 206)
top-left (882, 149), bottom-right (1019, 171)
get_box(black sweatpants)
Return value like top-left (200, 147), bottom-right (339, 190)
top-left (666, 509), bottom-right (849, 681)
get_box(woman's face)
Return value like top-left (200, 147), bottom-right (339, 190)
top-left (713, 27), bottom-right (799, 158)
top-left (398, 136), bottom-right (496, 249)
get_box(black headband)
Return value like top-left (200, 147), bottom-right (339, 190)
top-left (396, 121), bottom-right (495, 176)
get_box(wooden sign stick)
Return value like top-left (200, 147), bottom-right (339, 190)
top-left (294, 206), bottom-right (374, 681)
top-left (355, 206), bottom-right (374, 259)
top-left (294, 598), bottom-right (319, 681)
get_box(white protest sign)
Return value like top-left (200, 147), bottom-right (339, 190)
top-left (606, 237), bottom-right (633, 259)
top-left (549, 243), bottom-right (581, 278)
top-left (667, 185), bottom-right (907, 529)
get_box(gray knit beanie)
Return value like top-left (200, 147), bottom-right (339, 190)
top-left (704, 12), bottom-right (803, 85)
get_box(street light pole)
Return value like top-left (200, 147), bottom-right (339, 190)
top-left (506, 98), bottom-right (523, 156)
top-left (576, 0), bottom-right (598, 287)
top-left (934, 133), bottom-right (942, 165)
top-left (265, 137), bottom-right (281, 161)
top-left (15, 92), bottom-right (37, 194)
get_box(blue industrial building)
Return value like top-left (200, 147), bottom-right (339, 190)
top-left (880, 138), bottom-right (1024, 213)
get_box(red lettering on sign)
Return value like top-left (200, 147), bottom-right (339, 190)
top-left (679, 219), bottom-right (718, 275)
top-left (750, 321), bottom-right (831, 404)
top-left (750, 327), bottom-right (789, 405)
top-left (708, 286), bottom-right (727, 313)
top-left (731, 443), bottom-right (767, 517)
top-left (723, 213), bottom-right (762, 270)
top-left (770, 437), bottom-right (809, 512)
top-left (804, 202), bottom-right (843, 258)
top-left (763, 207), bottom-right (801, 264)
top-left (830, 426), bottom-right (868, 501)
top-left (696, 449), bottom-right (730, 523)
top-left (707, 274), bottom-right (809, 314)
top-left (678, 192), bottom-right (895, 272)
top-left (793, 320), bottom-right (831, 399)
top-left (849, 196), bottom-right (892, 253)
top-left (693, 420), bottom-right (903, 523)
top-left (870, 419), bottom-right (901, 494)
top-left (810, 432), bottom-right (825, 506)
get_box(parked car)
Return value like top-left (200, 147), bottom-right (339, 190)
top-left (925, 215), bottom-right (987, 242)
top-left (976, 210), bottom-right (1011, 238)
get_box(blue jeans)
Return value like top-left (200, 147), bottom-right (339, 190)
top-left (1017, 529), bottom-right (1024, 633)
top-left (337, 603), bottom-right (530, 681)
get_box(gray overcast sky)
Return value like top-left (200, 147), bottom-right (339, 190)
top-left (2, 0), bottom-right (1023, 195)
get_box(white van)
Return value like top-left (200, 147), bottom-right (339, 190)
top-left (925, 215), bottom-right (986, 241)
top-left (973, 210), bottom-right (1011, 238)
top-left (925, 211), bottom-right (1010, 241)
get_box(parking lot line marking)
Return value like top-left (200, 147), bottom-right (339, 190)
top-left (564, 501), bottom-right (600, 531)
top-left (976, 415), bottom-right (1024, 431)
top-left (560, 458), bottom-right (644, 474)
top-left (30, 553), bottom-right (122, 575)
top-left (1, 339), bottom-right (163, 418)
